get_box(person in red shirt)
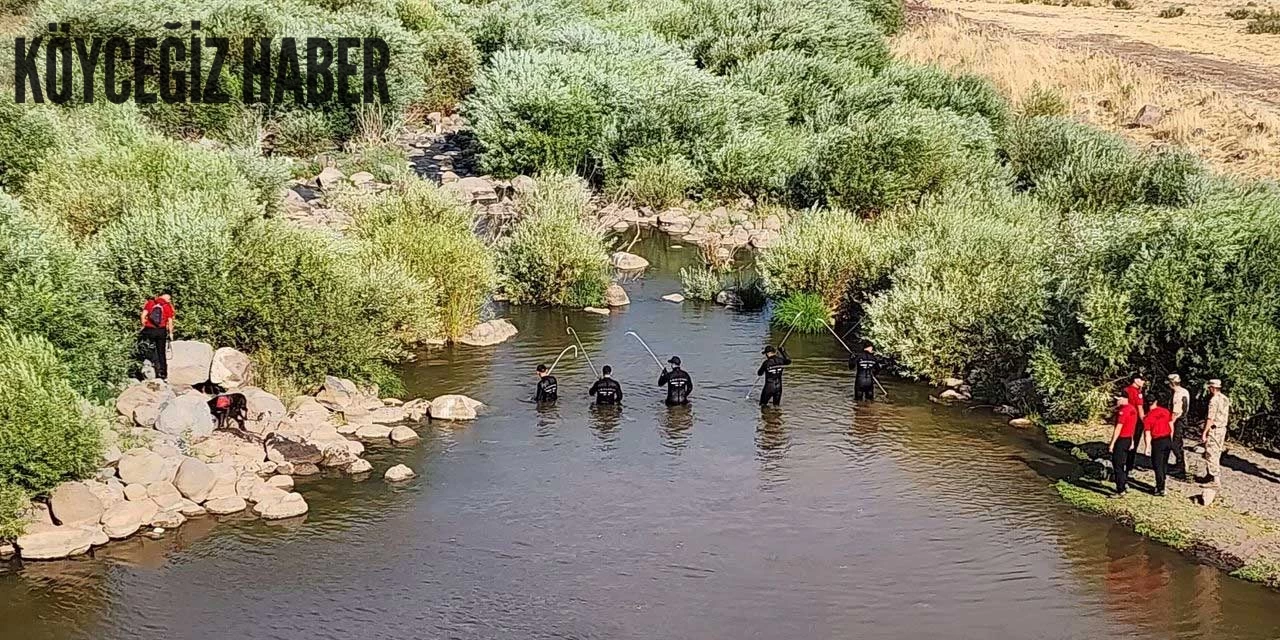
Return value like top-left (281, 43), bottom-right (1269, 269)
top-left (1142, 394), bottom-right (1175, 496)
top-left (139, 293), bottom-right (175, 380)
top-left (1109, 396), bottom-right (1139, 496)
top-left (1123, 376), bottom-right (1147, 471)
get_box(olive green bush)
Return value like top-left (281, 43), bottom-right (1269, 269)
top-left (0, 481), bottom-right (27, 541)
top-left (757, 208), bottom-right (886, 311)
top-left (0, 103), bottom-right (62, 190)
top-left (609, 153), bottom-right (702, 209)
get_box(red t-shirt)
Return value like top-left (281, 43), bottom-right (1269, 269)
top-left (142, 298), bottom-right (174, 329)
top-left (1144, 406), bottom-right (1173, 439)
top-left (1124, 384), bottom-right (1144, 414)
top-left (1116, 405), bottom-right (1138, 438)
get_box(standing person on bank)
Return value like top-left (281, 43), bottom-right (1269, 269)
top-left (1108, 396), bottom-right (1138, 497)
top-left (1201, 379), bottom-right (1231, 486)
top-left (139, 293), bottom-right (175, 380)
top-left (849, 343), bottom-right (880, 401)
top-left (1168, 374), bottom-right (1191, 476)
top-left (1143, 394), bottom-right (1175, 496)
top-left (756, 345), bottom-right (791, 408)
top-left (1124, 376), bottom-right (1147, 470)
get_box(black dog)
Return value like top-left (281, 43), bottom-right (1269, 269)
top-left (208, 393), bottom-right (248, 432)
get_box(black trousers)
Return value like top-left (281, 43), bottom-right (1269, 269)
top-left (1127, 422), bottom-right (1146, 471)
top-left (1171, 418), bottom-right (1187, 472)
top-left (1151, 436), bottom-right (1172, 494)
top-left (1112, 436), bottom-right (1133, 494)
top-left (760, 382), bottom-right (782, 407)
top-left (855, 382), bottom-right (874, 401)
top-left (139, 326), bottom-right (169, 379)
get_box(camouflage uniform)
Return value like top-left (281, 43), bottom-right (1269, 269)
top-left (1204, 391), bottom-right (1230, 485)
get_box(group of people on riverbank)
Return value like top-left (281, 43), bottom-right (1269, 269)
top-left (1108, 374), bottom-right (1231, 498)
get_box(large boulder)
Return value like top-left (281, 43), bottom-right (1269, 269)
top-left (146, 482), bottom-right (187, 512)
top-left (253, 492), bottom-right (309, 520)
top-left (117, 449), bottom-right (168, 485)
top-left (133, 402), bottom-right (163, 428)
top-left (155, 391), bottom-right (214, 439)
top-left (85, 480), bottom-right (125, 511)
top-left (389, 426), bottom-right (420, 444)
top-left (367, 406), bottom-right (406, 424)
top-left (355, 425), bottom-right (393, 441)
top-left (116, 380), bottom-right (175, 418)
top-left (173, 457), bottom-right (218, 503)
top-left (458, 176), bottom-right (498, 204)
top-left (604, 283), bottom-right (630, 307)
top-left (16, 526), bottom-right (98, 560)
top-left (204, 496), bottom-right (248, 515)
top-left (241, 387), bottom-right (287, 433)
top-left (167, 340), bottom-right (215, 387)
top-left (429, 394), bottom-right (483, 421)
top-left (384, 464), bottom-right (415, 482)
top-left (610, 251), bottom-right (649, 272)
top-left (49, 482), bottom-right (105, 527)
top-left (265, 436), bottom-right (324, 466)
top-left (101, 499), bottom-right (159, 539)
top-left (316, 376), bottom-right (361, 409)
top-left (209, 347), bottom-right (253, 388)
top-left (457, 319), bottom-right (518, 347)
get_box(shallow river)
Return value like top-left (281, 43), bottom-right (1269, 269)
top-left (3, 237), bottom-right (1280, 640)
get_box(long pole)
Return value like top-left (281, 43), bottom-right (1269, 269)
top-left (745, 312), bottom-right (802, 399)
top-left (566, 322), bottom-right (599, 378)
top-left (626, 331), bottom-right (664, 372)
top-left (547, 345), bottom-right (578, 375)
top-left (826, 321), bottom-right (888, 399)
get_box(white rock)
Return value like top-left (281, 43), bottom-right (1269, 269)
top-left (209, 347), bottom-right (254, 388)
top-left (316, 376), bottom-right (361, 409)
top-left (290, 396), bottom-right (333, 424)
top-left (610, 251), bottom-right (649, 271)
top-left (458, 176), bottom-right (498, 204)
top-left (101, 443), bottom-right (123, 467)
top-left (457, 319), bottom-right (519, 347)
top-left (939, 389), bottom-right (966, 401)
top-left (116, 379), bottom-right (175, 418)
top-left (85, 480), bottom-right (125, 510)
top-left (349, 171), bottom-right (376, 185)
top-left (123, 483), bottom-right (148, 502)
top-left (319, 441), bottom-right (361, 468)
top-left (173, 457), bottom-right (217, 503)
top-left (155, 391), bottom-right (214, 439)
top-left (118, 449), bottom-right (168, 485)
top-left (167, 340), bottom-right (215, 387)
top-left (84, 525), bottom-right (109, 547)
top-left (147, 482), bottom-right (186, 512)
top-left (100, 499), bottom-right (159, 539)
top-left (662, 293), bottom-right (685, 303)
top-left (1009, 418), bottom-right (1034, 429)
top-left (235, 475), bottom-right (270, 502)
top-left (253, 492), bottom-right (308, 520)
top-left (368, 406), bottom-right (406, 424)
top-left (429, 394), bottom-right (483, 421)
top-left (151, 510), bottom-right (186, 529)
top-left (605, 283), bottom-right (630, 307)
top-left (132, 403), bottom-right (162, 428)
top-left (16, 526), bottom-right (97, 560)
top-left (267, 475), bottom-right (294, 491)
top-left (511, 174), bottom-right (536, 195)
top-left (1201, 488), bottom-right (1217, 506)
top-left (204, 496), bottom-right (248, 515)
top-left (389, 426), bottom-right (419, 444)
top-left (0, 543), bottom-right (14, 558)
top-left (346, 458), bottom-right (373, 474)
top-left (49, 482), bottom-right (105, 527)
top-left (583, 307), bottom-right (610, 316)
top-left (384, 464), bottom-right (415, 482)
top-left (241, 387), bottom-right (287, 431)
top-left (316, 166), bottom-right (346, 189)
top-left (942, 377), bottom-right (965, 389)
top-left (355, 424), bottom-right (393, 441)
top-left (176, 499), bottom-right (206, 517)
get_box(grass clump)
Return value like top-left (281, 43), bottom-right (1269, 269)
top-left (1111, 0), bottom-right (1134, 8)
top-left (770, 292), bottom-right (832, 333)
top-left (680, 266), bottom-right (722, 301)
top-left (1158, 5), bottom-right (1185, 17)
top-left (1245, 9), bottom-right (1280, 33)
top-left (1226, 7), bottom-right (1255, 18)
top-left (1019, 83), bottom-right (1070, 117)
top-left (610, 154), bottom-right (702, 210)
top-left (497, 174), bottom-right (612, 307)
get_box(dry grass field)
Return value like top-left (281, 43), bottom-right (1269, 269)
top-left (897, 1), bottom-right (1280, 180)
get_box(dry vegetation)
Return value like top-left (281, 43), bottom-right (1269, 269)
top-left (895, 8), bottom-right (1280, 180)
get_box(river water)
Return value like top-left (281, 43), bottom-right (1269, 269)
top-left (3, 237), bottom-right (1280, 640)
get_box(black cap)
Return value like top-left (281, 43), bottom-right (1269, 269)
top-left (763, 345), bottom-right (776, 354)
top-left (536, 364), bottom-right (548, 373)
top-left (668, 356), bottom-right (681, 365)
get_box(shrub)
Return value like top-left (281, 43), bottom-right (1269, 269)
top-left (342, 142), bottom-right (414, 183)
top-left (680, 266), bottom-right (722, 300)
top-left (703, 127), bottom-right (813, 199)
top-left (497, 174), bottom-right (612, 307)
top-left (1226, 7), bottom-right (1254, 18)
top-left (1158, 5), bottom-right (1185, 17)
top-left (0, 482), bottom-right (27, 541)
top-left (1246, 9), bottom-right (1280, 32)
top-left (274, 111), bottom-right (341, 157)
top-left (878, 64), bottom-right (1011, 132)
top-left (728, 50), bottom-right (875, 125)
top-left (0, 103), bottom-right (62, 190)
top-left (419, 28), bottom-right (481, 112)
top-left (771, 292), bottom-right (831, 333)
top-left (756, 208), bottom-right (887, 311)
top-left (1019, 83), bottom-right (1070, 117)
top-left (0, 196), bottom-right (127, 397)
top-left (0, 325), bottom-right (104, 496)
top-left (1112, 0), bottom-right (1134, 8)
top-left (610, 154), bottom-right (702, 209)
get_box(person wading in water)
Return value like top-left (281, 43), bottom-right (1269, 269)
top-left (1108, 395), bottom-right (1139, 497)
top-left (756, 345), bottom-right (791, 408)
top-left (589, 365), bottom-right (623, 405)
top-left (534, 364), bottom-right (558, 405)
top-left (849, 342), bottom-right (879, 401)
top-left (658, 356), bottom-right (693, 406)
top-left (139, 293), bottom-right (175, 380)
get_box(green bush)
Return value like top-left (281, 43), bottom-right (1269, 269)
top-left (728, 50), bottom-right (875, 125)
top-left (757, 208), bottom-right (886, 311)
top-left (609, 153), bottom-right (702, 209)
top-left (0, 481), bottom-right (27, 541)
top-left (275, 111), bottom-right (342, 157)
top-left (680, 266), bottom-right (722, 300)
top-left (497, 174), bottom-right (612, 306)
top-left (419, 28), bottom-right (481, 112)
top-left (771, 292), bottom-right (831, 333)
top-left (341, 142), bottom-right (414, 183)
top-left (0, 103), bottom-right (62, 191)
top-left (1112, 0), bottom-right (1134, 8)
top-left (1246, 9), bottom-right (1280, 32)
top-left (0, 325), bottom-right (103, 496)
top-left (0, 195), bottom-right (128, 397)
top-left (878, 64), bottom-right (1011, 132)
top-left (1158, 5), bottom-right (1185, 17)
top-left (1227, 7), bottom-right (1254, 18)
top-left (1019, 83), bottom-right (1070, 117)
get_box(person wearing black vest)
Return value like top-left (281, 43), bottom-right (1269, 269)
top-left (589, 365), bottom-right (623, 405)
top-left (849, 343), bottom-right (880, 401)
top-left (534, 364), bottom-right (558, 405)
top-left (658, 356), bottom-right (693, 406)
top-left (756, 345), bottom-right (791, 407)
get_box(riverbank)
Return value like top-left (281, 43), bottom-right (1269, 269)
top-left (1045, 421), bottom-right (1280, 588)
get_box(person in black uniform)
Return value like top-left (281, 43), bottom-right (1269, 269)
top-left (849, 342), bottom-right (879, 401)
top-left (658, 356), bottom-right (693, 406)
top-left (756, 345), bottom-right (791, 407)
top-left (534, 363), bottom-right (558, 405)
top-left (589, 365), bottom-right (623, 405)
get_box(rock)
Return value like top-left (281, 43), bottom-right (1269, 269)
top-left (49, 482), bottom-right (105, 527)
top-left (939, 389), bottom-right (966, 401)
top-left (166, 340), bottom-right (215, 387)
top-left (368, 406), bottom-right (406, 424)
top-left (662, 293), bottom-right (685, 303)
top-left (1008, 418), bottom-right (1034, 429)
top-left (429, 394), bottom-right (484, 421)
top-left (320, 441), bottom-right (362, 468)
top-left (346, 458), bottom-right (373, 474)
top-left (85, 480), bottom-right (125, 510)
top-left (349, 171), bottom-right (376, 186)
top-left (511, 174), bottom-right (537, 196)
top-left (0, 543), bottom-right (13, 558)
top-left (605, 283), bottom-right (630, 307)
top-left (147, 482), bottom-right (186, 512)
top-left (235, 475), bottom-right (270, 503)
top-left (133, 403), bottom-right (162, 428)
top-left (155, 391), bottom-right (214, 440)
top-left (383, 398), bottom-right (404, 407)
top-left (384, 464), bottom-right (415, 482)
top-left (763, 214), bottom-right (783, 231)
top-left (118, 449), bottom-right (168, 485)
top-left (583, 307), bottom-right (610, 315)
top-left (403, 399), bottom-right (431, 422)
top-left (748, 230), bottom-right (778, 249)
top-left (714, 289), bottom-right (742, 307)
top-left (151, 442), bottom-right (182, 459)
top-left (458, 176), bottom-right (498, 204)
top-left (144, 527), bottom-right (165, 539)
top-left (100, 499), bottom-right (158, 539)
top-left (355, 424), bottom-right (393, 441)
top-left (209, 347), bottom-right (254, 388)
top-left (253, 492), bottom-right (308, 520)
top-left (21, 501), bottom-right (54, 529)
top-left (316, 166), bottom-right (346, 189)
top-left (204, 496), bottom-right (248, 515)
top-left (316, 375), bottom-right (361, 409)
top-left (176, 499), bottom-right (206, 517)
top-left (1201, 488), bottom-right (1218, 506)
top-left (1133, 104), bottom-right (1164, 128)
top-left (101, 443), bottom-right (123, 467)
top-left (151, 510), bottom-right (186, 529)
top-left (389, 426), bottom-right (420, 444)
top-left (123, 483), bottom-right (148, 502)
top-left (941, 377), bottom-right (965, 389)
top-left (610, 251), bottom-right (650, 271)
top-left (292, 462), bottom-right (321, 476)
top-left (241, 387), bottom-right (287, 432)
top-left (174, 457), bottom-right (217, 503)
top-left (658, 210), bottom-right (693, 234)
top-left (267, 475), bottom-right (294, 491)
top-left (16, 526), bottom-right (97, 560)
top-left (457, 319), bottom-right (519, 347)
top-left (116, 380), bottom-right (175, 418)
top-left (440, 170), bottom-right (459, 184)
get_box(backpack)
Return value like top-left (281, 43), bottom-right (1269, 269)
top-left (215, 395), bottom-right (231, 410)
top-left (147, 302), bottom-right (165, 328)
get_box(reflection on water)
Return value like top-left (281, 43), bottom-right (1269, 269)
top-left (3, 234), bottom-right (1280, 640)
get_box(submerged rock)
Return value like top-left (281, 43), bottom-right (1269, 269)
top-left (429, 395), bottom-right (483, 421)
top-left (457, 319), bottom-right (518, 347)
top-left (610, 251), bottom-right (649, 271)
top-left (662, 293), bottom-right (685, 303)
top-left (384, 464), bottom-right (415, 482)
top-left (583, 307), bottom-right (610, 316)
top-left (605, 283), bottom-right (630, 307)
top-left (253, 492), bottom-right (308, 520)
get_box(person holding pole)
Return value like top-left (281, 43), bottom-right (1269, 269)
top-left (756, 346), bottom-right (791, 407)
top-left (534, 363), bottom-right (559, 405)
top-left (658, 356), bottom-right (693, 406)
top-left (849, 342), bottom-right (880, 401)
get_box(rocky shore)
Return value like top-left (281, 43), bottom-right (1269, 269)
top-left (4, 341), bottom-right (482, 562)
